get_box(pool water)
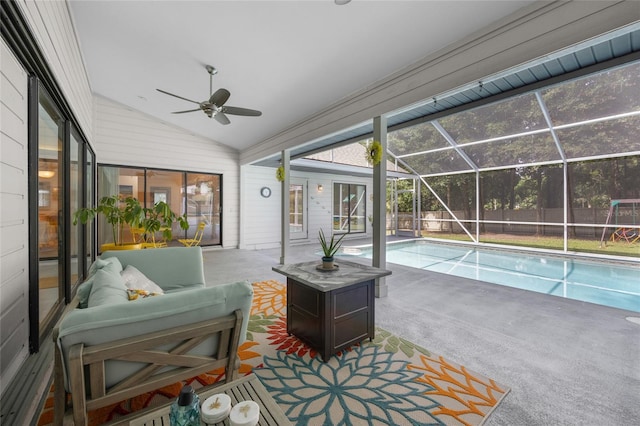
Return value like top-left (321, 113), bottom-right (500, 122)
top-left (345, 240), bottom-right (640, 313)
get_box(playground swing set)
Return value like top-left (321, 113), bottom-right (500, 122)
top-left (599, 198), bottom-right (640, 247)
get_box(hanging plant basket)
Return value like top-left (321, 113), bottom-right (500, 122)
top-left (366, 140), bottom-right (383, 165)
top-left (276, 166), bottom-right (285, 182)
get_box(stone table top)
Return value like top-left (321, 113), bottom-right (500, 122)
top-left (272, 259), bottom-right (391, 292)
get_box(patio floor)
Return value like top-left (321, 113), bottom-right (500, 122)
top-left (202, 239), bottom-right (640, 425)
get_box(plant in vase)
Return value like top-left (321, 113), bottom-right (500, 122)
top-left (73, 195), bottom-right (146, 250)
top-left (318, 228), bottom-right (346, 270)
top-left (73, 196), bottom-right (189, 250)
top-left (140, 201), bottom-right (189, 246)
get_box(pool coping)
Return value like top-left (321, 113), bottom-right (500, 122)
top-left (342, 237), bottom-right (640, 268)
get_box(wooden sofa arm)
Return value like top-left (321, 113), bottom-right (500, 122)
top-left (55, 309), bottom-right (243, 426)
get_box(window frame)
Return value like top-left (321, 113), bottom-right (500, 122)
top-left (333, 182), bottom-right (367, 235)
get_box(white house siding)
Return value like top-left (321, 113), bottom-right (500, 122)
top-left (241, 165), bottom-right (372, 250)
top-left (93, 96), bottom-right (241, 248)
top-left (0, 39), bottom-right (29, 396)
top-left (16, 0), bottom-right (93, 139)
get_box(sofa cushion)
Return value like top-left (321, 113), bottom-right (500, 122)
top-left (57, 280), bottom-right (254, 390)
top-left (101, 247), bottom-right (205, 292)
top-left (121, 265), bottom-right (164, 295)
top-left (87, 269), bottom-right (129, 308)
top-left (77, 257), bottom-right (124, 308)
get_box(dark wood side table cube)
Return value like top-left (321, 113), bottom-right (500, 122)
top-left (273, 260), bottom-right (391, 361)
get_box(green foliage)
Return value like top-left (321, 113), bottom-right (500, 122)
top-left (425, 232), bottom-right (640, 258)
top-left (73, 195), bottom-right (188, 246)
top-left (141, 201), bottom-right (189, 242)
top-left (318, 228), bottom-right (346, 258)
top-left (73, 195), bottom-right (145, 246)
top-left (386, 63), bottom-right (640, 221)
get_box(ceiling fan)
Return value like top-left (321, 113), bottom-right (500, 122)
top-left (156, 65), bottom-right (262, 125)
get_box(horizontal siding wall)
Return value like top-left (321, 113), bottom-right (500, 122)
top-left (241, 165), bottom-right (372, 250)
top-left (0, 38), bottom-right (29, 396)
top-left (94, 96), bottom-right (241, 248)
top-left (16, 0), bottom-right (93, 139)
top-left (240, 166), bottom-right (281, 250)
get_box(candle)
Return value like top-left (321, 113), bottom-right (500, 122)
top-left (229, 400), bottom-right (260, 426)
top-left (201, 393), bottom-right (231, 424)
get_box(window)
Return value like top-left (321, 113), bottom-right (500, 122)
top-left (97, 166), bottom-right (222, 248)
top-left (185, 172), bottom-right (221, 245)
top-left (333, 183), bottom-right (366, 234)
top-left (36, 88), bottom-right (64, 332)
top-left (289, 181), bottom-right (307, 238)
top-left (29, 83), bottom-right (95, 352)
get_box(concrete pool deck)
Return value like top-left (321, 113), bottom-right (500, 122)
top-left (202, 238), bottom-right (640, 425)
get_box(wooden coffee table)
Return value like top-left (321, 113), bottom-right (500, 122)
top-left (104, 375), bottom-right (291, 425)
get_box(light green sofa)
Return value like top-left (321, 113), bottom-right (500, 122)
top-left (53, 247), bottom-right (253, 426)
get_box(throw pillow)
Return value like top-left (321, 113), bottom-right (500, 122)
top-left (87, 269), bottom-right (129, 308)
top-left (77, 257), bottom-right (124, 308)
top-left (120, 265), bottom-right (165, 297)
top-left (126, 288), bottom-right (163, 300)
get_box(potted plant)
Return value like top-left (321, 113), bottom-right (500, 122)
top-left (73, 195), bottom-right (146, 250)
top-left (318, 229), bottom-right (346, 270)
top-left (140, 201), bottom-right (189, 246)
top-left (74, 196), bottom-right (191, 251)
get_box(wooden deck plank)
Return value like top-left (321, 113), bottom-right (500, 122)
top-left (103, 375), bottom-right (291, 426)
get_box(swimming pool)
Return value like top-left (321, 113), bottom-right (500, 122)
top-left (342, 240), bottom-right (640, 313)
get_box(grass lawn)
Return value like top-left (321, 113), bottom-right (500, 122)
top-left (421, 232), bottom-right (640, 259)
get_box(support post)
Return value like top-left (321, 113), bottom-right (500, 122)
top-left (280, 150), bottom-right (290, 264)
top-left (372, 116), bottom-right (387, 297)
top-left (417, 177), bottom-right (421, 237)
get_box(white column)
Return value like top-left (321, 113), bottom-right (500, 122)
top-left (280, 150), bottom-right (290, 264)
top-left (372, 116), bottom-right (388, 297)
top-left (238, 165), bottom-right (246, 249)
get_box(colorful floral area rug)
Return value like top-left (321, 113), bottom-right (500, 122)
top-left (38, 280), bottom-right (509, 426)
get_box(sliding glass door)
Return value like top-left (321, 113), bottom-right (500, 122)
top-left (30, 84), bottom-right (95, 351)
top-left (333, 183), bottom-right (366, 234)
top-left (185, 173), bottom-right (221, 245)
top-left (37, 89), bottom-right (64, 329)
top-left (96, 166), bottom-right (223, 248)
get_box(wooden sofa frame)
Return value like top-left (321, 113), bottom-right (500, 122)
top-left (53, 305), bottom-right (243, 426)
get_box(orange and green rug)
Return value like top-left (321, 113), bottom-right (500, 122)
top-left (38, 280), bottom-right (509, 425)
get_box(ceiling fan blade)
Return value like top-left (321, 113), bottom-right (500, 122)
top-left (172, 108), bottom-right (202, 114)
top-left (213, 111), bottom-right (231, 125)
top-left (221, 106), bottom-right (262, 117)
top-left (156, 89), bottom-right (200, 105)
top-left (210, 88), bottom-right (230, 107)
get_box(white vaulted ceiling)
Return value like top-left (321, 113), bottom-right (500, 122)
top-left (69, 0), bottom-right (535, 152)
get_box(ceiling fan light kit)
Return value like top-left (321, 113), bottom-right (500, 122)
top-left (156, 65), bottom-right (262, 125)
